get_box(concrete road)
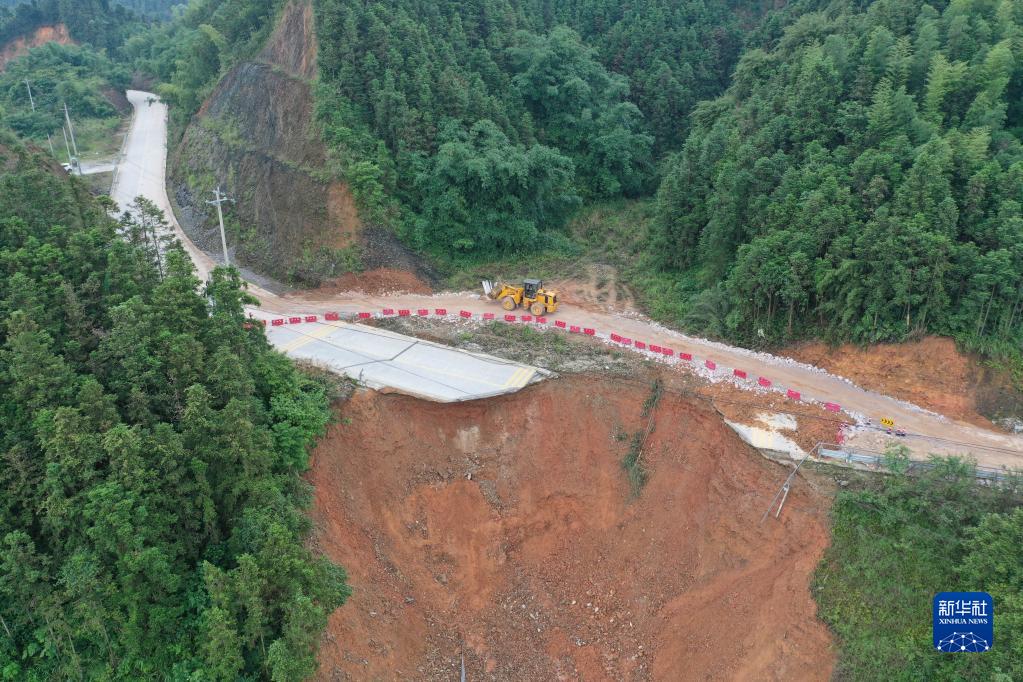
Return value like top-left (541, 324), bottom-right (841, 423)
top-left (112, 90), bottom-right (546, 403)
top-left (79, 159), bottom-right (116, 175)
top-left (264, 318), bottom-right (544, 401)
top-left (111, 90), bottom-right (220, 283)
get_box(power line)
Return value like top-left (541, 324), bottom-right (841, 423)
top-left (63, 102), bottom-right (81, 175)
top-left (23, 79), bottom-right (55, 157)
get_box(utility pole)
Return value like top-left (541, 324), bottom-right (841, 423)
top-left (206, 186), bottom-right (234, 267)
top-left (61, 125), bottom-right (73, 166)
top-left (24, 79), bottom-right (55, 157)
top-left (63, 102), bottom-right (81, 174)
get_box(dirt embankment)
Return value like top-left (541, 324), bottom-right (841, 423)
top-left (781, 336), bottom-right (1020, 429)
top-left (171, 0), bottom-right (362, 283)
top-left (0, 24), bottom-right (73, 70)
top-left (310, 374), bottom-right (835, 680)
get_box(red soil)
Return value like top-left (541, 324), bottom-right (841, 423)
top-left (0, 24), bottom-right (73, 70)
top-left (782, 336), bottom-right (991, 428)
top-left (314, 267), bottom-right (432, 296)
top-left (309, 374), bottom-right (835, 680)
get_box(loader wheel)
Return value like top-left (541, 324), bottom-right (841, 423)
top-left (530, 302), bottom-right (545, 316)
top-left (501, 296), bottom-right (516, 311)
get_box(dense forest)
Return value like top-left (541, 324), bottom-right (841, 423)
top-left (0, 131), bottom-right (348, 678)
top-left (311, 0), bottom-right (760, 252)
top-left (653, 0), bottom-right (1023, 350)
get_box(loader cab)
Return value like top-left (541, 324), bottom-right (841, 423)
top-left (523, 278), bottom-right (542, 299)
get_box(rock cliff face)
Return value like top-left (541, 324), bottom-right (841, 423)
top-left (171, 0), bottom-right (360, 285)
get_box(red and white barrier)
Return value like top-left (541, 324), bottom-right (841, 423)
top-left (341, 305), bottom-right (852, 418)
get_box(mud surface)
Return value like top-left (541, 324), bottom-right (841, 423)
top-left (315, 267), bottom-right (432, 296)
top-left (310, 375), bottom-right (834, 680)
top-left (782, 336), bottom-right (998, 428)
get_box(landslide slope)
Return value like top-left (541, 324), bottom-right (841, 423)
top-left (171, 0), bottom-right (361, 284)
top-left (0, 23), bottom-right (73, 70)
top-left (310, 374), bottom-right (835, 680)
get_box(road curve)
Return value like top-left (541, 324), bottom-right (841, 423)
top-left (112, 91), bottom-right (1023, 467)
top-left (110, 90), bottom-right (546, 403)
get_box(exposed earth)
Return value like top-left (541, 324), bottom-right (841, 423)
top-left (0, 23), bottom-right (73, 70)
top-left (782, 337), bottom-right (1016, 430)
top-left (310, 374), bottom-right (835, 680)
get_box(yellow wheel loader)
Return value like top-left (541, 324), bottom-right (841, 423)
top-left (482, 278), bottom-right (560, 315)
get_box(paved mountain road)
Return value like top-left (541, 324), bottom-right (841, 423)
top-left (110, 90), bottom-right (545, 402)
top-left (111, 90), bottom-right (1023, 466)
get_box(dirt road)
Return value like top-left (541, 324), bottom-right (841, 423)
top-left (117, 91), bottom-right (1023, 470)
top-left (275, 289), bottom-right (1023, 468)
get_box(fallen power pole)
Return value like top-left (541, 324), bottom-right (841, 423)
top-left (761, 443), bottom-right (822, 523)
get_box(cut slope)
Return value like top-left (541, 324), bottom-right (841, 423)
top-left (782, 337), bottom-right (1006, 429)
top-left (171, 0), bottom-right (361, 284)
top-left (309, 374), bottom-right (834, 679)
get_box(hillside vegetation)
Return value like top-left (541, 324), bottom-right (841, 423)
top-left (0, 131), bottom-right (348, 679)
top-left (0, 42), bottom-right (130, 157)
top-left (814, 449), bottom-right (1023, 679)
top-left (653, 0), bottom-right (1023, 352)
top-left (0, 0), bottom-right (140, 51)
top-left (312, 0), bottom-right (758, 254)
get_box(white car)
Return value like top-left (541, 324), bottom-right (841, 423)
top-left (61, 162), bottom-right (73, 173)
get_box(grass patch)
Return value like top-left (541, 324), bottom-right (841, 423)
top-left (69, 115), bottom-right (125, 160)
top-left (622, 378), bottom-right (662, 495)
